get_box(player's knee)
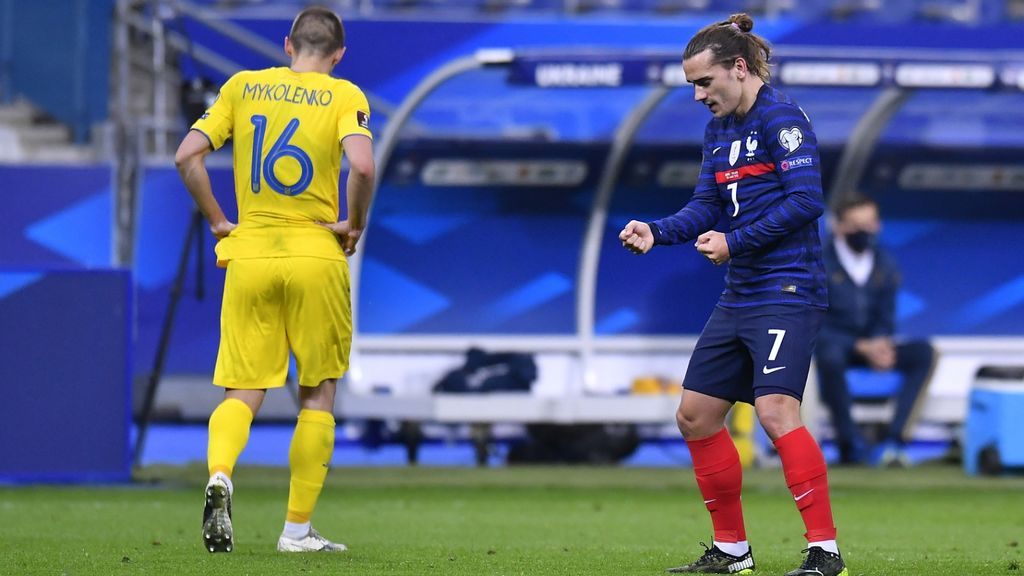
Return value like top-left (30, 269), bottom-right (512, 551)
top-left (299, 378), bottom-right (338, 411)
top-left (676, 406), bottom-right (713, 439)
top-left (757, 412), bottom-right (795, 440)
top-left (755, 400), bottom-right (802, 441)
top-left (225, 389), bottom-right (266, 415)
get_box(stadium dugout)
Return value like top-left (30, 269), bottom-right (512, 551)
top-left (83, 4), bottom-right (1024, 464)
top-left (334, 46), bottom-right (1024, 451)
top-left (3, 4), bottom-right (1024, 475)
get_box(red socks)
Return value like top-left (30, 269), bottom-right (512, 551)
top-left (774, 426), bottom-right (837, 542)
top-left (686, 427), bottom-right (746, 543)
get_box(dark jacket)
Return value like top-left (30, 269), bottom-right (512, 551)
top-left (819, 238), bottom-right (901, 350)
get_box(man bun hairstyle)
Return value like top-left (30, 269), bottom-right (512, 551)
top-left (683, 13), bottom-right (772, 83)
top-left (289, 6), bottom-right (345, 56)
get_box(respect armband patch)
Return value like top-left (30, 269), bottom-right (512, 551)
top-left (779, 156), bottom-right (814, 171)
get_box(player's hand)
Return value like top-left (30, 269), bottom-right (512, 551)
top-left (210, 220), bottom-right (237, 240)
top-left (619, 220), bottom-right (654, 255)
top-left (318, 220), bottom-right (363, 256)
top-left (695, 231), bottom-right (730, 265)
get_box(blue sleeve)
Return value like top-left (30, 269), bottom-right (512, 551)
top-left (649, 126), bottom-right (723, 245)
top-left (724, 103), bottom-right (824, 256)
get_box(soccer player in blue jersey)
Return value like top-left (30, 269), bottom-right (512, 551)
top-left (619, 13), bottom-right (847, 576)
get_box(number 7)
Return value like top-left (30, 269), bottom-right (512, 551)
top-left (767, 329), bottom-right (786, 361)
top-left (727, 182), bottom-right (739, 217)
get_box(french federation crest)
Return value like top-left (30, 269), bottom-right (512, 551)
top-left (745, 134), bottom-right (758, 158)
top-left (778, 127), bottom-right (804, 155)
top-left (729, 140), bottom-right (741, 166)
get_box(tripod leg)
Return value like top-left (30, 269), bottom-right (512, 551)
top-left (133, 211), bottom-right (203, 468)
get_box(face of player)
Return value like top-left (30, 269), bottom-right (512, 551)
top-left (683, 49), bottom-right (745, 119)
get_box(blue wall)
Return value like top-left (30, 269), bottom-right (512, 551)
top-left (2, 154), bottom-right (1022, 384)
top-left (0, 0), bottom-right (113, 142)
top-left (0, 269), bottom-right (131, 483)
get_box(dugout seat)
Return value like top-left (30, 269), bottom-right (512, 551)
top-left (846, 368), bottom-right (904, 399)
top-left (845, 368), bottom-right (905, 442)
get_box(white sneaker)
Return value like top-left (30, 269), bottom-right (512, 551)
top-left (202, 476), bottom-right (233, 553)
top-left (276, 527), bottom-right (348, 552)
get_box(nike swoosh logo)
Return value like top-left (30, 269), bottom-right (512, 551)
top-left (703, 499), bottom-right (716, 504)
top-left (794, 488), bottom-right (814, 501)
top-left (713, 146), bottom-right (723, 154)
top-left (762, 365), bottom-right (786, 374)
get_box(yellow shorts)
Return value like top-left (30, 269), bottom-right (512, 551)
top-left (213, 257), bottom-right (351, 389)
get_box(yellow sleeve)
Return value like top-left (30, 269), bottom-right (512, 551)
top-left (190, 74), bottom-right (237, 150)
top-left (337, 86), bottom-right (373, 142)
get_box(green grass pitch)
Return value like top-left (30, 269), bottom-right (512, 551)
top-left (1, 464), bottom-right (1022, 575)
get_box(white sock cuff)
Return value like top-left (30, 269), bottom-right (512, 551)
top-left (714, 540), bottom-right (750, 557)
top-left (808, 539), bottom-right (839, 555)
top-left (283, 521), bottom-right (312, 540)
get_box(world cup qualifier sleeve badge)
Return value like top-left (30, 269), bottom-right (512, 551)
top-left (778, 127), bottom-right (803, 155)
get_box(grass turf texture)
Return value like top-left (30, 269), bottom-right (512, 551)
top-left (1, 464), bottom-right (1022, 575)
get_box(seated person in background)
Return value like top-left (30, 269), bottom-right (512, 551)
top-left (815, 194), bottom-right (936, 466)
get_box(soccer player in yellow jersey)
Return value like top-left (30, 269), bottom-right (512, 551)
top-left (173, 6), bottom-right (374, 554)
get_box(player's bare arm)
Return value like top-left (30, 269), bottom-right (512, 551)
top-left (619, 220), bottom-right (654, 255)
top-left (319, 134), bottom-right (375, 256)
top-left (174, 130), bottom-right (236, 239)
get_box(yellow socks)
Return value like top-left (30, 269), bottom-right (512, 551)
top-left (210, 403), bottom-right (334, 525)
top-left (286, 409), bottom-right (335, 523)
top-left (207, 398), bottom-right (254, 478)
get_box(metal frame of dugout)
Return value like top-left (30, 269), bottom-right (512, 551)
top-left (340, 46), bottom-right (1024, 436)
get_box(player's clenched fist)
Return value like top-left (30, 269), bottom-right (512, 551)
top-left (619, 220), bottom-right (654, 255)
top-left (695, 230), bottom-right (731, 265)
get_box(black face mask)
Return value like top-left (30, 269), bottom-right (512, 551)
top-left (844, 230), bottom-right (876, 254)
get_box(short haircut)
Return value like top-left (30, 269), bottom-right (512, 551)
top-left (683, 13), bottom-right (772, 83)
top-left (832, 193), bottom-right (878, 220)
top-left (289, 6), bottom-right (345, 56)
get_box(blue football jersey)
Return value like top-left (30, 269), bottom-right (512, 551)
top-left (650, 84), bottom-right (827, 309)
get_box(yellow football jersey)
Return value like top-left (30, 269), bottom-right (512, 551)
top-left (191, 67), bottom-right (372, 264)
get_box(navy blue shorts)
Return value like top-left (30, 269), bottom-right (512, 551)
top-left (682, 304), bottom-right (824, 405)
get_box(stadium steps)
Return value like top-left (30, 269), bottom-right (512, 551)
top-left (0, 99), bottom-right (97, 163)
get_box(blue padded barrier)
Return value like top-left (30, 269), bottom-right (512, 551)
top-left (0, 268), bottom-right (132, 483)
